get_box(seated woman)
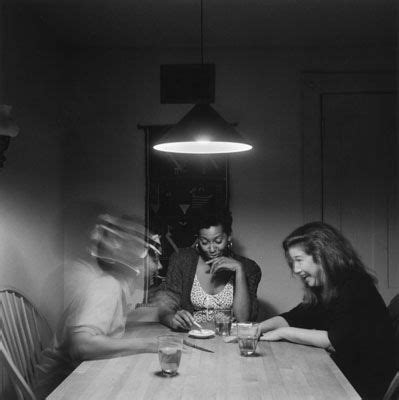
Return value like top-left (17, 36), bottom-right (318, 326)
top-left (34, 214), bottom-right (162, 399)
top-left (260, 221), bottom-right (396, 400)
top-left (158, 207), bottom-right (262, 330)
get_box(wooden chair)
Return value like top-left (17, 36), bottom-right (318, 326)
top-left (383, 372), bottom-right (399, 400)
top-left (0, 341), bottom-right (36, 400)
top-left (389, 294), bottom-right (399, 367)
top-left (0, 287), bottom-right (52, 399)
top-left (384, 295), bottom-right (399, 400)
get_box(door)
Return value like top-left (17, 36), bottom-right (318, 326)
top-left (302, 73), bottom-right (397, 303)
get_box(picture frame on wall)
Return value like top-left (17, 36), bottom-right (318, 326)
top-left (140, 124), bottom-right (230, 277)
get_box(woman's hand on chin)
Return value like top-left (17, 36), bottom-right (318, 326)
top-left (207, 257), bottom-right (243, 275)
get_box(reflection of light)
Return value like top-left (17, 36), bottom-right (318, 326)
top-left (153, 142), bottom-right (253, 154)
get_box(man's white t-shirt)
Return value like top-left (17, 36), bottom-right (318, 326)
top-left (34, 259), bottom-right (133, 398)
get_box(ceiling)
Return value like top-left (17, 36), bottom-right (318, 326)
top-left (8, 0), bottom-right (398, 48)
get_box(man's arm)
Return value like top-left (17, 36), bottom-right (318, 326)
top-left (69, 331), bottom-right (157, 361)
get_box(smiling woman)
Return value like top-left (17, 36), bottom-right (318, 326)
top-left (287, 246), bottom-right (324, 288)
top-left (259, 222), bottom-right (396, 400)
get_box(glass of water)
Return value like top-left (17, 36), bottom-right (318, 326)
top-left (157, 335), bottom-right (183, 376)
top-left (214, 309), bottom-right (233, 336)
top-left (236, 323), bottom-right (259, 356)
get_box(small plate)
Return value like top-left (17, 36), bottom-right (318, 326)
top-left (188, 329), bottom-right (215, 338)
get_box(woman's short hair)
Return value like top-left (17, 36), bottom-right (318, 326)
top-left (193, 206), bottom-right (233, 236)
top-left (282, 221), bottom-right (376, 304)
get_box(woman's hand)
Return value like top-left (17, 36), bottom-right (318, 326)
top-left (169, 309), bottom-right (196, 331)
top-left (207, 256), bottom-right (249, 322)
top-left (207, 256), bottom-right (243, 275)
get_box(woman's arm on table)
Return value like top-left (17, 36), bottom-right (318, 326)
top-left (262, 326), bottom-right (333, 350)
top-left (157, 250), bottom-right (183, 327)
top-left (259, 316), bottom-right (289, 333)
top-left (156, 251), bottom-right (196, 331)
top-left (157, 297), bottom-right (194, 331)
top-left (69, 331), bottom-right (157, 361)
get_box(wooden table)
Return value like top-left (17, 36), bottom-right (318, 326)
top-left (47, 322), bottom-right (361, 400)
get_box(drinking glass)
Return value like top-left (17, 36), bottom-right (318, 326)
top-left (236, 323), bottom-right (259, 356)
top-left (157, 335), bottom-right (183, 376)
top-left (214, 309), bottom-right (233, 336)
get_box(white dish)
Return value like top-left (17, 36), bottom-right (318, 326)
top-left (188, 329), bottom-right (215, 338)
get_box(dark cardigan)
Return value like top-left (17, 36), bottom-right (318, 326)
top-left (160, 247), bottom-right (262, 321)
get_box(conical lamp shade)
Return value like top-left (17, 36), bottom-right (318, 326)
top-left (153, 104), bottom-right (252, 154)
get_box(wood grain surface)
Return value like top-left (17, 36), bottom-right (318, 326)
top-left (47, 322), bottom-right (360, 400)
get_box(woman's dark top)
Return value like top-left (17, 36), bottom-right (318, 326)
top-left (281, 272), bottom-right (396, 400)
top-left (161, 247), bottom-right (262, 321)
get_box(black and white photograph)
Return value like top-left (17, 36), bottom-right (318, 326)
top-left (0, 0), bottom-right (398, 399)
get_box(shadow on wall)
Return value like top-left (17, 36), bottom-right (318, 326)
top-left (1, 243), bottom-right (34, 286)
top-left (230, 238), bottom-right (245, 257)
top-left (40, 263), bottom-right (64, 331)
top-left (63, 199), bottom-right (121, 261)
top-left (62, 199), bottom-right (122, 310)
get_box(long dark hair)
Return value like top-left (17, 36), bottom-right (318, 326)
top-left (283, 221), bottom-right (376, 305)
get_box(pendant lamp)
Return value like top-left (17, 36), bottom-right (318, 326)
top-left (153, 0), bottom-right (252, 155)
top-left (153, 103), bottom-right (252, 154)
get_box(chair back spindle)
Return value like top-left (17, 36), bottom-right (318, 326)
top-left (0, 342), bottom-right (36, 400)
top-left (384, 294), bottom-right (399, 400)
top-left (0, 287), bottom-right (51, 399)
top-left (383, 372), bottom-right (399, 400)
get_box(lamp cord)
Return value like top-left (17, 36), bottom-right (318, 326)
top-left (200, 0), bottom-right (204, 64)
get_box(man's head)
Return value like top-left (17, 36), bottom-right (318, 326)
top-left (88, 214), bottom-right (161, 275)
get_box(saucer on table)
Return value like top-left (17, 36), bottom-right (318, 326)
top-left (188, 329), bottom-right (215, 338)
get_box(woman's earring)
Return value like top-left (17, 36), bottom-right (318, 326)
top-left (194, 241), bottom-right (200, 252)
top-left (227, 241), bottom-right (232, 252)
